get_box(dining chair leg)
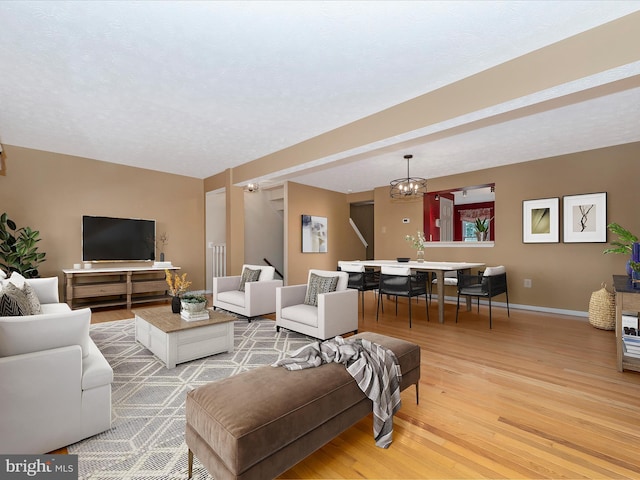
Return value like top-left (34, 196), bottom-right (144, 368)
top-left (408, 296), bottom-right (412, 328)
top-left (455, 294), bottom-right (460, 323)
top-left (506, 290), bottom-right (510, 317)
top-left (425, 293), bottom-right (429, 322)
top-left (376, 291), bottom-right (382, 322)
top-left (489, 297), bottom-right (492, 329)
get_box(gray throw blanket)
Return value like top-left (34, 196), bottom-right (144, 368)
top-left (272, 336), bottom-right (402, 448)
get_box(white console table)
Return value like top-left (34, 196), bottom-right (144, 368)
top-left (62, 266), bottom-right (180, 310)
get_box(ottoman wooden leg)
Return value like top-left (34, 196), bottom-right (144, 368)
top-left (188, 449), bottom-right (193, 478)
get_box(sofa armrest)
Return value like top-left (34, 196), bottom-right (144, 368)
top-left (82, 338), bottom-right (114, 390)
top-left (213, 276), bottom-right (241, 294)
top-left (318, 288), bottom-right (358, 338)
top-left (245, 279), bottom-right (283, 315)
top-left (276, 284), bottom-right (307, 310)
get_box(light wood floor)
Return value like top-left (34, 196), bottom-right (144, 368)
top-left (78, 294), bottom-right (640, 478)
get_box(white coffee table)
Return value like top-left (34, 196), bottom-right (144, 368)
top-left (134, 306), bottom-right (235, 369)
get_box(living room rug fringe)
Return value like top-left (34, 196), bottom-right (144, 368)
top-left (69, 317), bottom-right (312, 479)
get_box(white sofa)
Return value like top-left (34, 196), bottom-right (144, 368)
top-left (213, 264), bottom-right (283, 321)
top-left (276, 269), bottom-right (358, 340)
top-left (0, 276), bottom-right (113, 454)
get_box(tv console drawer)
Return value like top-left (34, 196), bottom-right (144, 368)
top-left (73, 283), bottom-right (127, 298)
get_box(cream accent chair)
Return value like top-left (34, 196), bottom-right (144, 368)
top-left (213, 264), bottom-right (283, 321)
top-left (0, 277), bottom-right (113, 454)
top-left (275, 269), bottom-right (358, 340)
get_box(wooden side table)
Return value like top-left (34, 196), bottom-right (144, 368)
top-left (613, 275), bottom-right (640, 372)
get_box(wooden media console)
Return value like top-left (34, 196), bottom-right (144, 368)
top-left (63, 266), bottom-right (179, 310)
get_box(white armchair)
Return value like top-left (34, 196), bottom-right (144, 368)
top-left (213, 264), bottom-right (283, 321)
top-left (276, 269), bottom-right (358, 340)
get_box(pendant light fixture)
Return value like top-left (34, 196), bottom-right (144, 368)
top-left (389, 154), bottom-right (427, 199)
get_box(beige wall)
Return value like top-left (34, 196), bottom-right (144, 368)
top-left (372, 142), bottom-right (640, 313)
top-left (0, 145), bottom-right (206, 294)
top-left (285, 182), bottom-right (365, 285)
top-left (5, 141), bottom-right (638, 315)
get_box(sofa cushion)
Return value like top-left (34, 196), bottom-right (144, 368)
top-left (242, 264), bottom-right (276, 282)
top-left (238, 267), bottom-right (261, 292)
top-left (304, 273), bottom-right (338, 307)
top-left (0, 282), bottom-right (31, 316)
top-left (25, 277), bottom-right (59, 305)
top-left (0, 307), bottom-right (91, 358)
top-left (217, 290), bottom-right (246, 308)
top-left (22, 282), bottom-right (42, 315)
top-left (5, 271), bottom-right (26, 289)
top-left (281, 304), bottom-right (318, 327)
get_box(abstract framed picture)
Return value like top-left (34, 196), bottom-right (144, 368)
top-left (562, 192), bottom-right (607, 243)
top-left (522, 197), bottom-right (559, 243)
top-left (301, 215), bottom-right (328, 253)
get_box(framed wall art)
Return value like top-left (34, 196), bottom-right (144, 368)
top-left (301, 215), bottom-right (328, 253)
top-left (522, 197), bottom-right (559, 243)
top-left (562, 192), bottom-right (607, 243)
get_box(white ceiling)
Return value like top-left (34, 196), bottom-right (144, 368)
top-left (1, 1), bottom-right (639, 193)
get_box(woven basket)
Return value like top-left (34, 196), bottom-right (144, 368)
top-left (588, 283), bottom-right (616, 330)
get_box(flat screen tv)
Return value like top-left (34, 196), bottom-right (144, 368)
top-left (82, 215), bottom-right (156, 262)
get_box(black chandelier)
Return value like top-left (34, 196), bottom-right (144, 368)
top-left (389, 154), bottom-right (427, 199)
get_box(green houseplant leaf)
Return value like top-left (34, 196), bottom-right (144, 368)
top-left (0, 213), bottom-right (47, 278)
top-left (603, 223), bottom-right (638, 255)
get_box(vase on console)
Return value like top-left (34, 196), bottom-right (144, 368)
top-left (416, 250), bottom-right (425, 263)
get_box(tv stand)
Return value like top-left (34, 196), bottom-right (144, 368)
top-left (62, 266), bottom-right (180, 310)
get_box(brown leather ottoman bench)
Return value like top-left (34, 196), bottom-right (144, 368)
top-left (185, 331), bottom-right (420, 480)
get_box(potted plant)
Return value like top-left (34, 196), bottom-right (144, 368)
top-left (180, 293), bottom-right (208, 314)
top-left (603, 223), bottom-right (639, 276)
top-left (165, 270), bottom-right (192, 313)
top-left (0, 213), bottom-right (47, 278)
top-left (474, 217), bottom-right (492, 241)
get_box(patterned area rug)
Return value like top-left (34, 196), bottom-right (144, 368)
top-left (69, 317), bottom-right (312, 479)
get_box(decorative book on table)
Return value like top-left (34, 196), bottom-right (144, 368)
top-left (181, 310), bottom-right (210, 321)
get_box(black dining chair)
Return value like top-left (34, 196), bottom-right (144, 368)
top-left (338, 262), bottom-right (379, 319)
top-left (376, 265), bottom-right (429, 328)
top-left (456, 265), bottom-right (509, 329)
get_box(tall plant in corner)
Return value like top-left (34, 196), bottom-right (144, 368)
top-left (0, 213), bottom-right (47, 278)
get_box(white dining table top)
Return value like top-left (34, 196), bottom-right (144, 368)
top-left (341, 260), bottom-right (485, 271)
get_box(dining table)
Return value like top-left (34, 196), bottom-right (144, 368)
top-left (342, 260), bottom-right (485, 324)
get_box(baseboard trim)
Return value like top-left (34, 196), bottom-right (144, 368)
top-left (434, 294), bottom-right (588, 319)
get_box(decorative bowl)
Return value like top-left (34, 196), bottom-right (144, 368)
top-left (397, 257), bottom-right (410, 263)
